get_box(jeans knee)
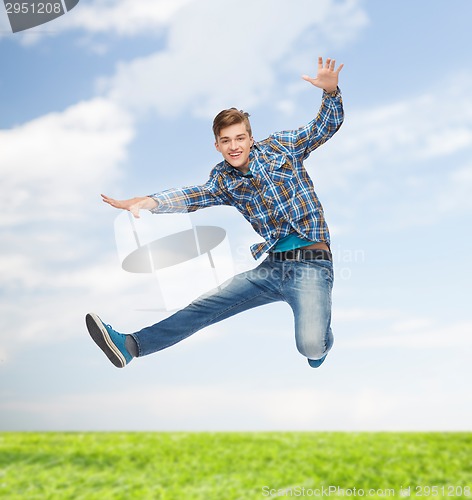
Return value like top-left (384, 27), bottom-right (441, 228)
top-left (296, 327), bottom-right (333, 360)
top-left (296, 339), bottom-right (326, 360)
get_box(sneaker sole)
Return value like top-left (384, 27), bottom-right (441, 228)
top-left (86, 313), bottom-right (126, 368)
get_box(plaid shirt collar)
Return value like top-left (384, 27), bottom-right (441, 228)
top-left (221, 144), bottom-right (260, 175)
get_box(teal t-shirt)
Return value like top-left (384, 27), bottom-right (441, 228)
top-left (272, 232), bottom-right (315, 252)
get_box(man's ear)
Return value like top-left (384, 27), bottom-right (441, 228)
top-left (215, 140), bottom-right (221, 152)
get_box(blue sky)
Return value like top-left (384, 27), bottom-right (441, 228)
top-left (1, 0), bottom-right (471, 431)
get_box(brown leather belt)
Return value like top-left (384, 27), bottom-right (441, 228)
top-left (268, 248), bottom-right (332, 262)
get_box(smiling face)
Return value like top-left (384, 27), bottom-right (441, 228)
top-left (215, 122), bottom-right (254, 172)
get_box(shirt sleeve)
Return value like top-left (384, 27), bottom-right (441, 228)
top-left (148, 168), bottom-right (230, 214)
top-left (269, 88), bottom-right (344, 161)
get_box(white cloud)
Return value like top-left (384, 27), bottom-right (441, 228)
top-left (391, 317), bottom-right (434, 333)
top-left (0, 96), bottom-right (137, 359)
top-left (308, 75), bottom-right (472, 233)
top-left (0, 254), bottom-right (44, 290)
top-left (334, 307), bottom-right (397, 322)
top-left (437, 163), bottom-right (472, 214)
top-left (0, 97), bottom-right (134, 226)
top-left (342, 319), bottom-right (472, 350)
top-left (61, 0), bottom-right (194, 36)
top-left (312, 76), bottom-right (472, 187)
top-left (102, 0), bottom-right (368, 118)
top-left (0, 0), bottom-right (195, 43)
top-left (332, 308), bottom-right (472, 351)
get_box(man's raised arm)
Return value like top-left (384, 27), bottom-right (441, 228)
top-left (269, 57), bottom-right (344, 161)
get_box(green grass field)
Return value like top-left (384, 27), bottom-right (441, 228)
top-left (1, 432), bottom-right (471, 499)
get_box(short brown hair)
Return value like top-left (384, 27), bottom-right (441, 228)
top-left (212, 108), bottom-right (252, 140)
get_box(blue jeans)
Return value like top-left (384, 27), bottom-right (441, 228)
top-left (131, 257), bottom-right (334, 363)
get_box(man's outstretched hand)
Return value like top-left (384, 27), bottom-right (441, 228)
top-left (101, 194), bottom-right (157, 218)
top-left (302, 56), bottom-right (344, 93)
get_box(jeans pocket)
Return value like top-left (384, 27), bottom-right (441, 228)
top-left (304, 259), bottom-right (334, 284)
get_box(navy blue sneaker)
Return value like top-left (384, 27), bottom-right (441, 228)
top-left (86, 313), bottom-right (133, 368)
top-left (307, 354), bottom-right (327, 368)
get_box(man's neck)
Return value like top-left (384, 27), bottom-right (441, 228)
top-left (234, 165), bottom-right (250, 175)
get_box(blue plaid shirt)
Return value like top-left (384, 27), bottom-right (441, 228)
top-left (150, 88), bottom-right (344, 259)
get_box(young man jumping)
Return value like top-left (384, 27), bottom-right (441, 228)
top-left (86, 56), bottom-right (344, 369)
